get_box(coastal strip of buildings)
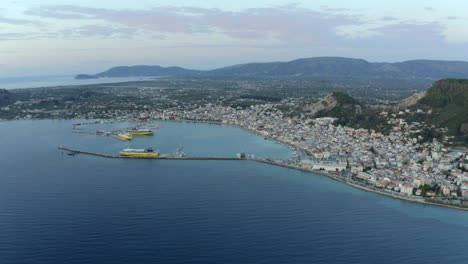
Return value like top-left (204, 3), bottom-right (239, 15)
top-left (149, 104), bottom-right (468, 205)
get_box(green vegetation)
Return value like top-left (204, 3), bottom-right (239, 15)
top-left (418, 79), bottom-right (468, 108)
top-left (417, 184), bottom-right (442, 197)
top-left (0, 89), bottom-right (15, 106)
top-left (314, 92), bottom-right (391, 133)
top-left (413, 127), bottom-right (445, 143)
top-left (412, 79), bottom-right (468, 145)
top-left (239, 95), bottom-right (282, 102)
top-left (330, 92), bottom-right (360, 105)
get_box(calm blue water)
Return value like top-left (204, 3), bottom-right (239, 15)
top-left (1, 119), bottom-right (468, 264)
top-left (0, 76), bottom-right (155, 89)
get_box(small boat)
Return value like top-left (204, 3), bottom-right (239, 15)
top-left (119, 148), bottom-right (159, 157)
top-left (117, 133), bottom-right (133, 140)
top-left (127, 128), bottom-right (154, 135)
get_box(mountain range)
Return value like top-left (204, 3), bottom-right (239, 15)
top-left (76, 57), bottom-right (468, 80)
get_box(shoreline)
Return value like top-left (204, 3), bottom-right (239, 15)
top-left (4, 117), bottom-right (467, 211)
top-left (158, 118), bottom-right (297, 152)
top-left (250, 158), bottom-right (468, 211)
top-left (58, 144), bottom-right (468, 212)
top-left (154, 118), bottom-right (468, 212)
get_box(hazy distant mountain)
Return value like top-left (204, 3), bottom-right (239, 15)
top-left (74, 74), bottom-right (98, 80)
top-left (209, 57), bottom-right (468, 79)
top-left (76, 65), bottom-right (200, 79)
top-left (76, 57), bottom-right (468, 80)
top-left (210, 57), bottom-right (375, 77)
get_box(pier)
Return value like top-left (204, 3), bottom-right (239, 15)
top-left (58, 147), bottom-right (243, 160)
top-left (58, 146), bottom-right (468, 211)
top-left (58, 146), bottom-right (343, 180)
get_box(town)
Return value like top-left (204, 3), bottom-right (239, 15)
top-left (150, 103), bottom-right (468, 207)
top-left (1, 80), bottom-right (467, 208)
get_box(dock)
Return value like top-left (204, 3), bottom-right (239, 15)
top-left (58, 146), bottom-right (328, 174)
top-left (58, 147), bottom-right (243, 160)
top-left (57, 146), bottom-right (468, 212)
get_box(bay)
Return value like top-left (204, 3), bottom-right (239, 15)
top-left (0, 119), bottom-right (467, 264)
top-left (0, 76), bottom-right (155, 90)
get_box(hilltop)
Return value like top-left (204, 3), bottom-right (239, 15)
top-left (410, 79), bottom-right (468, 144)
top-left (303, 92), bottom-right (360, 116)
top-left (301, 92), bottom-right (390, 132)
top-left (396, 91), bottom-right (426, 109)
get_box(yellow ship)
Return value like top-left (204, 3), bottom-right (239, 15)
top-left (117, 133), bottom-right (133, 140)
top-left (127, 128), bottom-right (154, 135)
top-left (119, 148), bottom-right (159, 157)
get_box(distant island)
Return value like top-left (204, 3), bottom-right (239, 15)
top-left (74, 74), bottom-right (98, 80)
top-left (75, 56), bottom-right (468, 80)
top-left (75, 65), bottom-right (199, 79)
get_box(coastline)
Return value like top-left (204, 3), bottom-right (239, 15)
top-left (153, 118), bottom-right (468, 212)
top-left (3, 117), bottom-right (466, 211)
top-left (70, 117), bottom-right (468, 211)
top-left (250, 158), bottom-right (468, 211)
top-left (58, 143), bottom-right (468, 212)
top-left (159, 118), bottom-right (296, 151)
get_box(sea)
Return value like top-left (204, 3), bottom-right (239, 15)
top-left (1, 119), bottom-right (468, 263)
top-left (0, 75), bottom-right (155, 90)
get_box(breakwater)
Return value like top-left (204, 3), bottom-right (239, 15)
top-left (58, 147), bottom-right (242, 160)
top-left (58, 145), bottom-right (468, 211)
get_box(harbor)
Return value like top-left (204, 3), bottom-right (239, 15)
top-left (58, 143), bottom-right (468, 212)
top-left (60, 119), bottom-right (468, 211)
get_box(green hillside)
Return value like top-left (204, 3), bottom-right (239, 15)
top-left (0, 89), bottom-right (15, 106)
top-left (415, 79), bottom-right (468, 145)
top-left (314, 92), bottom-right (390, 132)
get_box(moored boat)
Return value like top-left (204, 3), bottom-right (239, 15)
top-left (127, 128), bottom-right (154, 135)
top-left (117, 133), bottom-right (133, 140)
top-left (119, 148), bottom-right (159, 157)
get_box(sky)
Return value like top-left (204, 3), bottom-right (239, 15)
top-left (1, 0), bottom-right (468, 77)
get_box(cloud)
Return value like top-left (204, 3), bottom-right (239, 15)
top-left (0, 32), bottom-right (34, 40)
top-left (320, 6), bottom-right (350, 12)
top-left (346, 22), bottom-right (447, 49)
top-left (24, 5), bottom-right (362, 42)
top-left (0, 15), bottom-right (42, 26)
top-left (380, 16), bottom-right (398, 21)
top-left (371, 22), bottom-right (445, 42)
top-left (58, 24), bottom-right (137, 39)
top-left (4, 4), bottom-right (464, 61)
top-left (25, 5), bottom-right (95, 19)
